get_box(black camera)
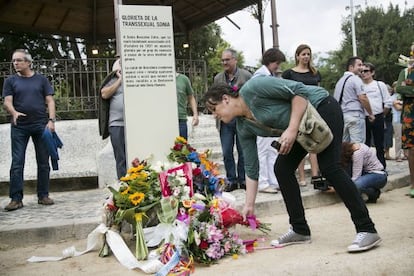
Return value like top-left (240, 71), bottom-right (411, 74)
top-left (312, 176), bottom-right (330, 191)
top-left (271, 140), bottom-right (281, 150)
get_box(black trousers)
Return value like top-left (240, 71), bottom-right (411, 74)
top-left (274, 96), bottom-right (377, 236)
top-left (365, 114), bottom-right (386, 169)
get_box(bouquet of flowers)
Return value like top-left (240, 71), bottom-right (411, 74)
top-left (106, 158), bottom-right (162, 260)
top-left (183, 197), bottom-right (247, 264)
top-left (168, 136), bottom-right (200, 165)
top-left (100, 137), bottom-right (271, 274)
top-left (168, 137), bottom-right (227, 196)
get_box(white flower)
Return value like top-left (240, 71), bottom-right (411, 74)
top-left (173, 187), bottom-right (181, 197)
top-left (178, 176), bottom-right (187, 185)
top-left (175, 169), bottom-right (185, 177)
top-left (193, 193), bottom-right (206, 201)
top-left (194, 230), bottom-right (201, 246)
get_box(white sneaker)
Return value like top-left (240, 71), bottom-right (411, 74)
top-left (347, 232), bottom-right (381, 253)
top-left (259, 186), bottom-right (278, 194)
top-left (271, 228), bottom-right (311, 247)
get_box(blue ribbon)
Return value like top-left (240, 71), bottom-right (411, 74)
top-left (155, 249), bottom-right (180, 276)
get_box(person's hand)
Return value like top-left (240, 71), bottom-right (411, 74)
top-left (11, 111), bottom-right (26, 125)
top-left (47, 120), bottom-right (55, 132)
top-left (192, 116), bottom-right (199, 126)
top-left (278, 128), bottom-right (297, 155)
top-left (115, 70), bottom-right (121, 78)
top-left (368, 114), bottom-right (375, 122)
top-left (242, 204), bottom-right (255, 221)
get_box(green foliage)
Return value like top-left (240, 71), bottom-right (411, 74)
top-left (319, 4), bottom-right (414, 91)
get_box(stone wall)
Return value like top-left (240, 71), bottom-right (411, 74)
top-left (0, 115), bottom-right (222, 192)
top-left (0, 119), bottom-right (117, 189)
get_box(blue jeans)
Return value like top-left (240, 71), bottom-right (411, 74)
top-left (219, 118), bottom-right (245, 184)
top-left (10, 122), bottom-right (50, 201)
top-left (178, 120), bottom-right (188, 140)
top-left (354, 172), bottom-right (387, 200)
top-left (109, 126), bottom-right (126, 179)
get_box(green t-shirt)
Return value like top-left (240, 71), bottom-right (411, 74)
top-left (176, 73), bottom-right (194, 121)
top-left (396, 68), bottom-right (414, 97)
top-left (237, 75), bottom-right (329, 180)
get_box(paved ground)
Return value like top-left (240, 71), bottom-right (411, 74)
top-left (0, 159), bottom-right (410, 248)
top-left (0, 186), bottom-right (413, 276)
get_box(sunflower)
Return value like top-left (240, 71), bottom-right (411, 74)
top-left (129, 192), bottom-right (145, 206)
top-left (176, 136), bottom-right (187, 144)
top-left (120, 186), bottom-right (130, 195)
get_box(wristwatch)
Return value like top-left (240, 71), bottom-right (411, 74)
top-left (48, 118), bottom-right (56, 123)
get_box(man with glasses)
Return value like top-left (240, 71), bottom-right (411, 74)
top-left (213, 48), bottom-right (252, 191)
top-left (334, 57), bottom-right (374, 143)
top-left (2, 49), bottom-right (56, 211)
top-left (360, 62), bottom-right (392, 169)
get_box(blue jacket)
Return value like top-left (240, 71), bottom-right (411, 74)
top-left (42, 128), bottom-right (63, 170)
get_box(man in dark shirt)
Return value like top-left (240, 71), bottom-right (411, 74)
top-left (2, 49), bottom-right (56, 211)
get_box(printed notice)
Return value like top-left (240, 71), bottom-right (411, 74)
top-left (122, 34), bottom-right (174, 88)
top-left (118, 5), bottom-right (179, 164)
top-left (121, 15), bottom-right (175, 88)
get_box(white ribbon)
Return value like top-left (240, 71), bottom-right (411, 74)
top-left (27, 223), bottom-right (163, 274)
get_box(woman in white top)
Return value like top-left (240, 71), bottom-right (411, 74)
top-left (341, 142), bottom-right (387, 203)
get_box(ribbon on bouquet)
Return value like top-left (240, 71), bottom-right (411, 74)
top-left (27, 223), bottom-right (163, 274)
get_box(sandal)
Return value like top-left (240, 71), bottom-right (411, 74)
top-left (299, 180), bottom-right (307, 186)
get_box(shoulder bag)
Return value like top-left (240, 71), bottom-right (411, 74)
top-left (245, 101), bottom-right (333, 153)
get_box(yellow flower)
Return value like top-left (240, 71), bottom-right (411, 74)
top-left (128, 173), bottom-right (139, 181)
top-left (232, 254), bottom-right (238, 259)
top-left (137, 171), bottom-right (148, 179)
top-left (129, 192), bottom-right (145, 206)
top-left (121, 186), bottom-right (130, 195)
top-left (176, 136), bottom-right (187, 144)
top-left (135, 212), bottom-right (143, 222)
top-left (211, 198), bottom-right (219, 209)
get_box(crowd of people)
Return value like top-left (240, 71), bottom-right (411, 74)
top-left (203, 42), bottom-right (414, 254)
top-left (2, 42), bottom-right (413, 255)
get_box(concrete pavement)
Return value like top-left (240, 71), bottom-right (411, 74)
top-left (0, 159), bottom-right (410, 248)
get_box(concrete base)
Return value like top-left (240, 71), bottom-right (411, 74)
top-left (96, 141), bottom-right (118, 188)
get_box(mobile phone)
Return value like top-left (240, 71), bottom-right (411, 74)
top-left (271, 140), bottom-right (281, 150)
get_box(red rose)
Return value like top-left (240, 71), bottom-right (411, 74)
top-left (192, 167), bottom-right (202, 176)
top-left (199, 240), bottom-right (209, 250)
top-left (220, 208), bottom-right (243, 228)
top-left (173, 144), bottom-right (183, 151)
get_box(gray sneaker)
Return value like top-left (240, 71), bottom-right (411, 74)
top-left (270, 228), bottom-right (311, 247)
top-left (347, 232), bottom-right (382, 253)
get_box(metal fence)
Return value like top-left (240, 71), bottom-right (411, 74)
top-left (0, 58), bottom-right (208, 122)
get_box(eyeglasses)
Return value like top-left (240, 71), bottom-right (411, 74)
top-left (221, 58), bottom-right (234, 63)
top-left (12, 58), bottom-right (26, 63)
top-left (361, 70), bottom-right (371, 73)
